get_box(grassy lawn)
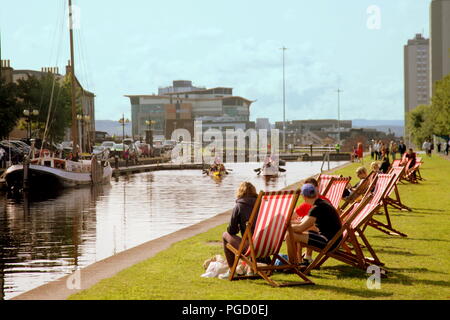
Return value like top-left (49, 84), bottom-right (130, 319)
top-left (70, 156), bottom-right (450, 300)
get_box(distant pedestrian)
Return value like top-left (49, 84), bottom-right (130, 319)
top-left (369, 141), bottom-right (374, 159)
top-left (0, 147), bottom-right (5, 168)
top-left (446, 141), bottom-right (450, 156)
top-left (357, 142), bottom-right (363, 163)
top-left (335, 143), bottom-right (341, 153)
top-left (389, 141), bottom-right (396, 160)
top-left (422, 140), bottom-right (432, 157)
top-left (398, 141), bottom-right (407, 157)
top-left (437, 142), bottom-right (442, 153)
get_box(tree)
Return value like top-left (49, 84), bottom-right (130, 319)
top-left (431, 74), bottom-right (450, 136)
top-left (0, 78), bottom-right (21, 139)
top-left (406, 104), bottom-right (434, 147)
top-left (16, 74), bottom-right (72, 143)
top-left (406, 74), bottom-right (450, 146)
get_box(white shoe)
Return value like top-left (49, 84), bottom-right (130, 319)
top-left (218, 270), bottom-right (230, 279)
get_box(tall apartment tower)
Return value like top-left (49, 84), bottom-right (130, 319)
top-left (404, 33), bottom-right (430, 140)
top-left (430, 0), bottom-right (450, 94)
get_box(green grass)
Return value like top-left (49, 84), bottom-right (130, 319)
top-left (70, 156), bottom-right (450, 300)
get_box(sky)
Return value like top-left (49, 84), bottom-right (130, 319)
top-left (0, 0), bottom-right (430, 123)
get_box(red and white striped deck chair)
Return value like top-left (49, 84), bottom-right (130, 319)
top-left (386, 166), bottom-right (412, 212)
top-left (227, 190), bottom-right (314, 287)
top-left (317, 174), bottom-right (339, 195)
top-left (323, 176), bottom-right (351, 210)
top-left (304, 175), bottom-right (395, 274)
top-left (404, 159), bottom-right (423, 183)
top-left (391, 159), bottom-right (402, 168)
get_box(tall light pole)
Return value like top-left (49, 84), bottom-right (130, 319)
top-left (280, 46), bottom-right (288, 152)
top-left (23, 108), bottom-right (39, 143)
top-left (336, 88), bottom-right (343, 144)
top-left (119, 114), bottom-right (130, 158)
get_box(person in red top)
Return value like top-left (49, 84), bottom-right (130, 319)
top-left (357, 142), bottom-right (364, 163)
top-left (292, 177), bottom-right (332, 267)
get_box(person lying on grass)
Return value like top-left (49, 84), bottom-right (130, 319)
top-left (286, 183), bottom-right (343, 269)
top-left (222, 181), bottom-right (258, 269)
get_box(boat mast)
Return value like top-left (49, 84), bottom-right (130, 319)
top-left (68, 0), bottom-right (78, 155)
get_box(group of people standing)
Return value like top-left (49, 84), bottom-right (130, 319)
top-left (369, 140), bottom-right (406, 162)
top-left (421, 139), bottom-right (450, 157)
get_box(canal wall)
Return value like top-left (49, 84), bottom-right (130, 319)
top-left (11, 161), bottom-right (352, 300)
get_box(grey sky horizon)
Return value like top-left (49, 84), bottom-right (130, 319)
top-left (1, 0), bottom-right (429, 123)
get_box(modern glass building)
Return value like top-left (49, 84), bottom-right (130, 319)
top-left (126, 81), bottom-right (254, 139)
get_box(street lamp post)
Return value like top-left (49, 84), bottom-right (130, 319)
top-left (280, 46), bottom-right (288, 153)
top-left (119, 114), bottom-right (130, 158)
top-left (76, 114), bottom-right (91, 154)
top-left (336, 88), bottom-right (343, 144)
top-left (23, 108), bottom-right (39, 143)
top-left (145, 119), bottom-right (156, 146)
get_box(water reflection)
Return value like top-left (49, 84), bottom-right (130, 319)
top-left (0, 161), bottom-right (345, 299)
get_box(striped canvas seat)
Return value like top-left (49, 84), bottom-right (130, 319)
top-left (323, 177), bottom-right (351, 209)
top-left (391, 159), bottom-right (402, 167)
top-left (318, 174), bottom-right (340, 195)
top-left (244, 192), bottom-right (296, 258)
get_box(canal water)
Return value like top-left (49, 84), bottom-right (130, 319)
top-left (0, 161), bottom-right (345, 299)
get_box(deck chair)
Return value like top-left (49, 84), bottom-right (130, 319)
top-left (365, 168), bottom-right (408, 237)
top-left (317, 174), bottom-right (340, 195)
top-left (340, 171), bottom-right (375, 211)
top-left (391, 159), bottom-right (402, 168)
top-left (323, 176), bottom-right (351, 210)
top-left (303, 175), bottom-right (395, 274)
top-left (386, 166), bottom-right (411, 212)
top-left (403, 160), bottom-right (422, 183)
top-left (227, 190), bottom-right (314, 287)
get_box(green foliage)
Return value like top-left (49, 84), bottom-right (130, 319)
top-left (406, 105), bottom-right (433, 146)
top-left (431, 75), bottom-right (450, 136)
top-left (407, 74), bottom-right (450, 145)
top-left (0, 79), bottom-right (21, 139)
top-left (16, 74), bottom-right (72, 142)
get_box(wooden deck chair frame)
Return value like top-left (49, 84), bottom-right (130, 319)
top-left (303, 175), bottom-right (394, 274)
top-left (364, 167), bottom-right (408, 237)
top-left (302, 192), bottom-right (387, 274)
top-left (340, 171), bottom-right (375, 211)
top-left (386, 166), bottom-right (412, 212)
top-left (227, 190), bottom-right (314, 287)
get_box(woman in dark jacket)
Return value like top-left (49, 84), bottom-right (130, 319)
top-left (222, 181), bottom-right (258, 268)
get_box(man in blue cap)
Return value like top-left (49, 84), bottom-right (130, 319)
top-left (286, 183), bottom-right (343, 267)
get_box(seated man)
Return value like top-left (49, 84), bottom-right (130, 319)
top-left (293, 178), bottom-right (331, 266)
top-left (286, 183), bottom-right (343, 267)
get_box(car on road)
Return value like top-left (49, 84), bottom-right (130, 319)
top-left (163, 140), bottom-right (177, 151)
top-left (101, 141), bottom-right (115, 152)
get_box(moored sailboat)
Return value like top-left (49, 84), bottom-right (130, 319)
top-left (2, 0), bottom-right (112, 192)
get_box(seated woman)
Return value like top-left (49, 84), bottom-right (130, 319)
top-left (343, 166), bottom-right (368, 198)
top-left (405, 148), bottom-right (417, 182)
top-left (379, 151), bottom-right (391, 173)
top-left (371, 161), bottom-right (381, 173)
top-left (222, 182), bottom-right (258, 268)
